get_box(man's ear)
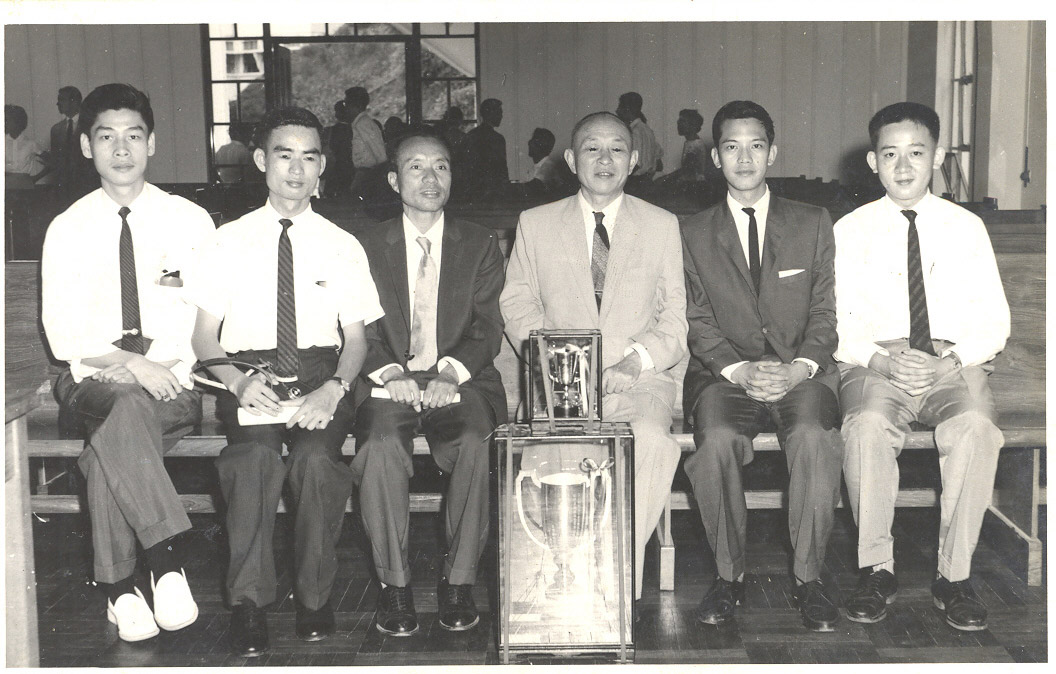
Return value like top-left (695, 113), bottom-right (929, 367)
top-left (318, 153), bottom-right (326, 177)
top-left (767, 143), bottom-right (777, 166)
top-left (711, 147), bottom-right (721, 169)
top-left (80, 133), bottom-right (92, 159)
top-left (563, 148), bottom-right (577, 175)
top-left (146, 132), bottom-right (156, 158)
top-left (931, 146), bottom-right (947, 171)
top-left (866, 150), bottom-right (878, 174)
top-left (252, 147), bottom-right (267, 174)
top-left (387, 171), bottom-right (400, 194)
top-left (629, 149), bottom-right (640, 172)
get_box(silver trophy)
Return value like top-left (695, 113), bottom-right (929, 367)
top-left (547, 343), bottom-right (590, 418)
top-left (516, 458), bottom-right (611, 598)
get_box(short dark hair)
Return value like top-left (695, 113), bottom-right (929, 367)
top-left (255, 106), bottom-right (325, 149)
top-left (711, 100), bottom-right (775, 148)
top-left (387, 126), bottom-right (451, 172)
top-left (570, 111), bottom-right (631, 147)
top-left (58, 86), bottom-right (82, 104)
top-left (5, 104), bottom-right (28, 129)
top-left (868, 102), bottom-right (940, 149)
top-left (679, 108), bottom-right (704, 134)
top-left (480, 98), bottom-right (502, 116)
top-left (79, 83), bottom-right (154, 137)
top-left (531, 127), bottom-right (556, 153)
top-left (345, 86), bottom-right (370, 110)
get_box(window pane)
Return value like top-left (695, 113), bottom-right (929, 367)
top-left (212, 83), bottom-right (238, 123)
top-left (355, 23), bottom-right (402, 36)
top-left (328, 23), bottom-right (355, 36)
top-left (450, 80), bottom-right (477, 122)
top-left (271, 23), bottom-right (326, 37)
top-left (421, 23), bottom-right (445, 35)
top-left (209, 23), bottom-right (235, 38)
top-left (422, 38), bottom-right (475, 78)
top-left (284, 42), bottom-right (407, 126)
top-left (421, 81), bottom-right (449, 121)
top-left (239, 83), bottom-right (266, 122)
top-left (211, 39), bottom-right (264, 80)
top-left (236, 23), bottom-right (263, 37)
top-left (449, 23), bottom-right (474, 35)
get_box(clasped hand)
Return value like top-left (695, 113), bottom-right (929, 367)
top-left (732, 360), bottom-right (808, 402)
top-left (91, 355), bottom-right (181, 402)
top-left (877, 348), bottom-right (955, 396)
top-left (382, 365), bottom-right (459, 412)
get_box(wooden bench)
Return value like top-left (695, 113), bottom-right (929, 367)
top-left (6, 217), bottom-right (1045, 590)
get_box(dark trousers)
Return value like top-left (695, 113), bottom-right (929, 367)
top-left (684, 378), bottom-right (843, 582)
top-left (351, 384), bottom-right (496, 587)
top-left (55, 370), bottom-right (201, 583)
top-left (214, 348), bottom-right (355, 611)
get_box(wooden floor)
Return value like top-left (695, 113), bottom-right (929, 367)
top-left (30, 496), bottom-right (1046, 666)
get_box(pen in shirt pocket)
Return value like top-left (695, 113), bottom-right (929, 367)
top-left (158, 269), bottom-right (183, 287)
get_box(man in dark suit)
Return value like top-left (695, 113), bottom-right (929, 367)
top-left (352, 129), bottom-right (506, 637)
top-left (48, 86), bottom-right (95, 203)
top-left (681, 100), bottom-right (843, 632)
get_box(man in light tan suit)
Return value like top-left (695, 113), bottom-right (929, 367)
top-left (500, 111), bottom-right (687, 604)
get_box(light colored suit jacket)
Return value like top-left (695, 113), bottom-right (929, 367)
top-left (500, 193), bottom-right (687, 405)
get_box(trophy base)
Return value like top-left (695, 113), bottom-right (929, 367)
top-left (545, 565), bottom-right (578, 599)
top-left (552, 405), bottom-right (582, 418)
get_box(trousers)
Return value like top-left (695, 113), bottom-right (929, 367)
top-left (684, 378), bottom-right (843, 582)
top-left (55, 369), bottom-right (201, 583)
top-left (214, 347), bottom-right (355, 611)
top-left (839, 362), bottom-right (1003, 581)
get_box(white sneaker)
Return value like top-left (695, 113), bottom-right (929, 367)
top-left (151, 569), bottom-right (199, 631)
top-left (107, 587), bottom-right (161, 642)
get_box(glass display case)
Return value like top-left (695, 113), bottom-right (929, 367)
top-left (527, 329), bottom-right (603, 433)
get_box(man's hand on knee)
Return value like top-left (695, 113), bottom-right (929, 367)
top-left (381, 368), bottom-right (422, 411)
top-left (422, 365), bottom-right (459, 409)
top-left (124, 355), bottom-right (182, 401)
top-left (284, 382), bottom-right (342, 430)
top-left (603, 351), bottom-right (642, 395)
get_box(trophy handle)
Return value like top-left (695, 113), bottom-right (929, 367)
top-left (515, 471), bottom-right (549, 550)
top-left (581, 458), bottom-right (613, 541)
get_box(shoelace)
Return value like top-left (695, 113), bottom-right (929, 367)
top-left (385, 586), bottom-right (413, 612)
top-left (861, 571), bottom-right (891, 598)
top-left (442, 583), bottom-right (473, 606)
top-left (236, 603), bottom-right (265, 629)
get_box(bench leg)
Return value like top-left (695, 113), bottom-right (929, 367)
top-left (984, 446), bottom-right (1043, 586)
top-left (657, 496), bottom-right (675, 592)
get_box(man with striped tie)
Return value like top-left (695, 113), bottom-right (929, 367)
top-left (188, 107), bottom-right (382, 655)
top-left (834, 102), bottom-right (1010, 632)
top-left (41, 83), bottom-right (214, 643)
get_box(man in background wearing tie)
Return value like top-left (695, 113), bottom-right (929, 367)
top-left (47, 86), bottom-right (95, 203)
top-left (500, 111), bottom-right (687, 608)
top-left (680, 100), bottom-right (843, 632)
top-left (352, 129), bottom-right (506, 637)
top-left (41, 83), bottom-right (214, 643)
top-left (189, 107), bottom-right (383, 656)
top-left (834, 102), bottom-right (1009, 632)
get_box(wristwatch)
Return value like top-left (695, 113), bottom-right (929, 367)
top-left (943, 352), bottom-right (962, 369)
top-left (327, 376), bottom-right (352, 393)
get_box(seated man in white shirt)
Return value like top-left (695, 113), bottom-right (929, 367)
top-left (41, 83), bottom-right (214, 643)
top-left (5, 104), bottom-right (47, 188)
top-left (525, 127), bottom-right (562, 193)
top-left (188, 106), bottom-right (383, 656)
top-left (834, 102), bottom-right (1010, 632)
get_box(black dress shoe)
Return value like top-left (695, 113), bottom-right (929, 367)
top-left (230, 601), bottom-right (269, 657)
top-left (437, 578), bottom-right (480, 632)
top-left (845, 568), bottom-right (898, 624)
top-left (793, 580), bottom-right (839, 632)
top-left (695, 577), bottom-right (744, 625)
top-left (375, 585), bottom-right (419, 637)
top-left (295, 601), bottom-right (334, 642)
top-left (932, 576), bottom-right (988, 631)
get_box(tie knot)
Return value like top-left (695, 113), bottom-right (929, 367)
top-left (901, 209), bottom-right (917, 225)
top-left (593, 211), bottom-right (605, 226)
top-left (416, 236), bottom-right (431, 256)
top-left (279, 218), bottom-right (293, 231)
top-left (742, 207), bottom-right (755, 217)
top-left (118, 206), bottom-right (131, 220)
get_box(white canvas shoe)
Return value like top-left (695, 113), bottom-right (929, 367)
top-left (150, 569), bottom-right (199, 631)
top-left (107, 587), bottom-right (161, 642)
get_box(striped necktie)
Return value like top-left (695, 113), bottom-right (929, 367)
top-left (591, 211), bottom-right (609, 309)
top-left (276, 218), bottom-right (299, 377)
top-left (902, 209), bottom-right (936, 355)
top-left (118, 206), bottom-right (144, 354)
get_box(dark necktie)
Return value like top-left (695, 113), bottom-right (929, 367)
top-left (64, 119), bottom-right (74, 169)
top-left (743, 207), bottom-right (761, 293)
top-left (118, 206), bottom-right (145, 355)
top-left (408, 236), bottom-right (439, 370)
top-left (591, 211), bottom-right (609, 309)
top-left (902, 209), bottom-right (936, 355)
top-left (276, 218), bottom-right (299, 377)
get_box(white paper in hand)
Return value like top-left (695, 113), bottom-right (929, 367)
top-left (237, 404), bottom-right (299, 426)
top-left (370, 388), bottom-right (461, 403)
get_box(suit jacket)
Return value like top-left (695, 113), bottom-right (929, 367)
top-left (501, 193), bottom-right (687, 406)
top-left (357, 216), bottom-right (508, 423)
top-left (680, 195), bottom-right (838, 420)
top-left (49, 117), bottom-right (95, 193)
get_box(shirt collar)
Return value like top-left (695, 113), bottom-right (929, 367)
top-left (882, 189), bottom-right (934, 219)
top-left (97, 182), bottom-right (154, 214)
top-left (727, 186), bottom-right (771, 224)
top-left (577, 190), bottom-right (623, 228)
top-left (263, 199), bottom-right (315, 228)
top-left (402, 212), bottom-right (445, 248)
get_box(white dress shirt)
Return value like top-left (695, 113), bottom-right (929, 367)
top-left (186, 200), bottom-right (384, 355)
top-left (719, 188), bottom-right (817, 382)
top-left (629, 118), bottom-right (663, 176)
top-left (41, 184), bottom-right (217, 387)
top-left (351, 111), bottom-right (387, 169)
top-left (833, 191), bottom-right (1009, 368)
top-left (576, 191), bottom-right (654, 372)
top-left (368, 214), bottom-right (471, 385)
top-left (528, 154), bottom-right (561, 188)
top-left (5, 133), bottom-right (44, 176)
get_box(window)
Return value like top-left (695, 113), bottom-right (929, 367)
top-left (202, 23), bottom-right (480, 183)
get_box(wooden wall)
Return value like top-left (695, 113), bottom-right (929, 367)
top-left (480, 22), bottom-right (909, 183)
top-left (4, 24), bottom-right (208, 184)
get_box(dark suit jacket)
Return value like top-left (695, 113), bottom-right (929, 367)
top-left (49, 117), bottom-right (95, 193)
top-left (681, 195), bottom-right (838, 421)
top-left (356, 216), bottom-right (508, 423)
